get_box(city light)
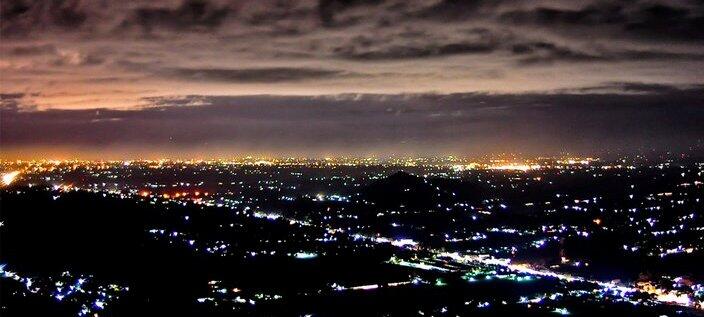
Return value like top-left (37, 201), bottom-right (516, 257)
top-left (2, 171), bottom-right (20, 186)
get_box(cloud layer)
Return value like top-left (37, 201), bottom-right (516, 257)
top-left (1, 1), bottom-right (703, 157)
top-left (2, 83), bottom-right (703, 158)
top-left (1, 0), bottom-right (703, 110)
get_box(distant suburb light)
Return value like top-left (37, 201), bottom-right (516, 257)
top-left (488, 164), bottom-right (540, 171)
top-left (294, 252), bottom-right (318, 259)
top-left (1, 171), bottom-right (20, 186)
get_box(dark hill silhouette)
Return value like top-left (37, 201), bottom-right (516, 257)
top-left (361, 171), bottom-right (449, 210)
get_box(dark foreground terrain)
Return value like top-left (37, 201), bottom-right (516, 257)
top-left (1, 159), bottom-right (703, 316)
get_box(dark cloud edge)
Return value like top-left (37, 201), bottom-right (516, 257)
top-left (2, 81), bottom-right (703, 159)
top-left (2, 81), bottom-right (703, 116)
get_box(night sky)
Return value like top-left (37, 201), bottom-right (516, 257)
top-left (1, 0), bottom-right (703, 158)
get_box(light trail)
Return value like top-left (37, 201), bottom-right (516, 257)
top-left (436, 252), bottom-right (696, 308)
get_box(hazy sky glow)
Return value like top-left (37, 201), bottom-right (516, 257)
top-left (1, 0), bottom-right (703, 158)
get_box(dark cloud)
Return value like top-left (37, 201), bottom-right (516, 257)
top-left (500, 4), bottom-right (626, 26)
top-left (512, 42), bottom-right (604, 65)
top-left (1, 0), bottom-right (703, 122)
top-left (333, 28), bottom-right (500, 60)
top-left (3, 0), bottom-right (703, 43)
top-left (113, 60), bottom-right (353, 83)
top-left (612, 82), bottom-right (696, 93)
top-left (512, 41), bottom-right (704, 65)
top-left (500, 1), bottom-right (704, 41)
top-left (624, 3), bottom-right (704, 40)
top-left (1, 0), bottom-right (236, 37)
top-left (570, 82), bottom-right (704, 94)
top-left (0, 0), bottom-right (31, 21)
top-left (243, 2), bottom-right (313, 27)
top-left (161, 67), bottom-right (352, 83)
top-left (413, 0), bottom-right (505, 20)
top-left (336, 40), bottom-right (497, 60)
top-left (124, 0), bottom-right (230, 33)
top-left (0, 0), bottom-right (91, 36)
top-left (0, 93), bottom-right (37, 111)
top-left (2, 83), bottom-right (703, 156)
top-left (332, 26), bottom-right (704, 63)
top-left (7, 44), bottom-right (58, 55)
top-left (318, 0), bottom-right (383, 27)
top-left (3, 0), bottom-right (704, 66)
